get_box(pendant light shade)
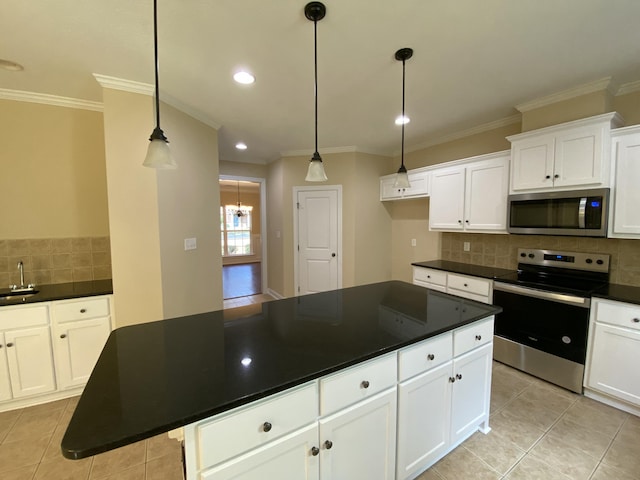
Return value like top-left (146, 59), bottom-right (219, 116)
top-left (304, 2), bottom-right (328, 182)
top-left (393, 47), bottom-right (413, 188)
top-left (143, 0), bottom-right (176, 169)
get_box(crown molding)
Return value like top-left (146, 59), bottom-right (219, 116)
top-left (0, 88), bottom-right (103, 111)
top-left (93, 74), bottom-right (154, 95)
top-left (405, 114), bottom-right (521, 154)
top-left (515, 77), bottom-right (614, 113)
top-left (615, 79), bottom-right (640, 96)
top-left (280, 145), bottom-right (390, 158)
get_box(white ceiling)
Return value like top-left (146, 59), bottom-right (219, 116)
top-left (3, 0), bottom-right (640, 165)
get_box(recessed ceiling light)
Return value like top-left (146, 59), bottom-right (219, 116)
top-left (0, 59), bottom-right (24, 71)
top-left (233, 71), bottom-right (255, 84)
top-left (235, 142), bottom-right (248, 150)
top-left (395, 115), bottom-right (410, 125)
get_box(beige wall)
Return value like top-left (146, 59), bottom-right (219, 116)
top-left (219, 160), bottom-right (268, 178)
top-left (267, 152), bottom-right (393, 297)
top-left (0, 99), bottom-right (109, 239)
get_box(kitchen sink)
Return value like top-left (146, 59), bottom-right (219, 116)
top-left (0, 289), bottom-right (39, 299)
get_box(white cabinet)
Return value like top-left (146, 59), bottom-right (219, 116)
top-left (0, 305), bottom-right (56, 401)
top-left (609, 126), bottom-right (640, 238)
top-left (429, 152), bottom-right (509, 233)
top-left (319, 389), bottom-right (396, 480)
top-left (396, 320), bottom-right (493, 480)
top-left (413, 267), bottom-right (493, 304)
top-left (380, 170), bottom-right (430, 201)
top-left (508, 112), bottom-right (623, 193)
top-left (52, 296), bottom-right (112, 389)
top-left (585, 298), bottom-right (640, 413)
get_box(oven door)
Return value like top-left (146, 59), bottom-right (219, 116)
top-left (493, 282), bottom-right (590, 364)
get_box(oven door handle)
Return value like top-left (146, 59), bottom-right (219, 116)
top-left (494, 282), bottom-right (591, 308)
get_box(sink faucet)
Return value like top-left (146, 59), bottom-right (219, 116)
top-left (17, 261), bottom-right (25, 287)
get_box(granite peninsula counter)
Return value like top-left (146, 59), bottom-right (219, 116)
top-left (62, 281), bottom-right (501, 478)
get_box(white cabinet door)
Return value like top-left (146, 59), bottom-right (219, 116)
top-left (396, 362), bottom-right (452, 480)
top-left (54, 317), bottom-right (111, 389)
top-left (450, 343), bottom-right (492, 445)
top-left (510, 135), bottom-right (555, 191)
top-left (464, 156), bottom-right (509, 231)
top-left (587, 323), bottom-right (640, 407)
top-left (319, 389), bottom-right (396, 480)
top-left (0, 333), bottom-right (12, 402)
top-left (429, 166), bottom-right (465, 230)
top-left (5, 326), bottom-right (56, 398)
top-left (611, 131), bottom-right (640, 237)
top-left (201, 424), bottom-right (320, 480)
top-left (404, 171), bottom-right (430, 198)
top-left (553, 124), bottom-right (603, 188)
top-left (380, 176), bottom-right (404, 200)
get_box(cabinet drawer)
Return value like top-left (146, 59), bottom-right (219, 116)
top-left (594, 299), bottom-right (640, 332)
top-left (398, 332), bottom-right (452, 381)
top-left (413, 267), bottom-right (446, 287)
top-left (447, 274), bottom-right (490, 297)
top-left (53, 297), bottom-right (110, 323)
top-left (453, 318), bottom-right (494, 357)
top-left (196, 381), bottom-right (318, 470)
top-left (320, 353), bottom-right (397, 415)
top-left (0, 305), bottom-right (48, 330)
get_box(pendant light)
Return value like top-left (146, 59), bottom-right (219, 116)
top-left (393, 48), bottom-right (413, 188)
top-left (304, 2), bottom-right (328, 182)
top-left (143, 0), bottom-right (176, 169)
top-left (235, 181), bottom-right (248, 217)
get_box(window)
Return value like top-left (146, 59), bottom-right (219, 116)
top-left (221, 205), bottom-right (253, 256)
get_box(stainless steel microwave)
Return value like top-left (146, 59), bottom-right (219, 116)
top-left (507, 188), bottom-right (609, 237)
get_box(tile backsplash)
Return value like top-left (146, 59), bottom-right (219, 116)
top-left (441, 233), bottom-right (640, 287)
top-left (0, 237), bottom-right (112, 287)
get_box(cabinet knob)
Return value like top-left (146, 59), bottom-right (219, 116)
top-left (475, 334), bottom-right (482, 341)
top-left (456, 373), bottom-right (462, 380)
top-left (80, 308), bottom-right (87, 313)
top-left (545, 175), bottom-right (551, 179)
top-left (60, 334), bottom-right (67, 339)
top-left (427, 275), bottom-right (431, 279)
top-left (633, 318), bottom-right (639, 323)
top-left (427, 353), bottom-right (435, 361)
top-left (464, 283), bottom-right (468, 287)
top-left (262, 422), bottom-right (272, 432)
top-left (324, 440), bottom-right (333, 450)
top-left (554, 174), bottom-right (560, 179)
top-left (6, 343), bottom-right (13, 348)
top-left (465, 220), bottom-right (469, 224)
top-left (458, 220), bottom-right (462, 224)
top-left (449, 377), bottom-right (455, 383)
top-left (311, 446), bottom-right (320, 456)
top-left (361, 380), bottom-right (370, 389)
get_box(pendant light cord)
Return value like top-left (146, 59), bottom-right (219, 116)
top-left (153, 0), bottom-right (161, 129)
top-left (401, 57), bottom-right (406, 169)
top-left (314, 18), bottom-right (319, 155)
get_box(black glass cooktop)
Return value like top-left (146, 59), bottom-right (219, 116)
top-left (495, 265), bottom-right (609, 297)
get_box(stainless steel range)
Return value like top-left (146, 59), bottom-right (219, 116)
top-left (492, 248), bottom-right (610, 393)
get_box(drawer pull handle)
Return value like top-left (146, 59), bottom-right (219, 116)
top-left (361, 380), bottom-right (370, 389)
top-left (80, 309), bottom-right (87, 313)
top-left (324, 440), bottom-right (333, 450)
top-left (633, 318), bottom-right (640, 323)
top-left (449, 377), bottom-right (455, 383)
top-left (475, 335), bottom-right (482, 341)
top-left (427, 354), bottom-right (435, 361)
top-left (311, 446), bottom-right (320, 456)
top-left (262, 422), bottom-right (272, 432)
top-left (6, 343), bottom-right (13, 348)
top-left (464, 283), bottom-right (468, 287)
top-left (456, 373), bottom-right (462, 380)
top-left (60, 334), bottom-right (67, 339)
top-left (427, 275), bottom-right (430, 279)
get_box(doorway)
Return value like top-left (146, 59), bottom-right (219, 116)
top-left (219, 176), bottom-right (267, 301)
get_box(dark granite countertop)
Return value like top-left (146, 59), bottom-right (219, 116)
top-left (61, 280), bottom-right (501, 460)
top-left (592, 283), bottom-right (640, 306)
top-left (0, 279), bottom-right (113, 307)
top-left (412, 260), bottom-right (516, 280)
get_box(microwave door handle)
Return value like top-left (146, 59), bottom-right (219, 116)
top-left (578, 197), bottom-right (587, 229)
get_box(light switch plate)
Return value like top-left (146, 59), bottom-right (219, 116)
top-left (411, 238), bottom-right (417, 247)
top-left (184, 238), bottom-right (197, 251)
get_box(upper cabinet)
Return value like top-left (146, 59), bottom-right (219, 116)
top-left (508, 112), bottom-right (624, 193)
top-left (429, 152), bottom-right (510, 233)
top-left (380, 170), bottom-right (430, 201)
top-left (609, 126), bottom-right (640, 239)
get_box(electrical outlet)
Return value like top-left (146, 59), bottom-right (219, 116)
top-left (411, 238), bottom-right (417, 247)
top-left (463, 241), bottom-right (470, 252)
top-left (184, 238), bottom-right (197, 251)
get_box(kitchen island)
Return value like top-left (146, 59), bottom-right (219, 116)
top-left (62, 281), bottom-right (501, 479)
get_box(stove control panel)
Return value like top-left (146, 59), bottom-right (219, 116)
top-left (517, 249), bottom-right (610, 273)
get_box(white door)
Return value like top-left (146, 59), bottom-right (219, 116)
top-left (319, 389), bottom-right (397, 480)
top-left (429, 166), bottom-right (465, 230)
top-left (296, 188), bottom-right (340, 296)
top-left (5, 326), bottom-right (56, 398)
